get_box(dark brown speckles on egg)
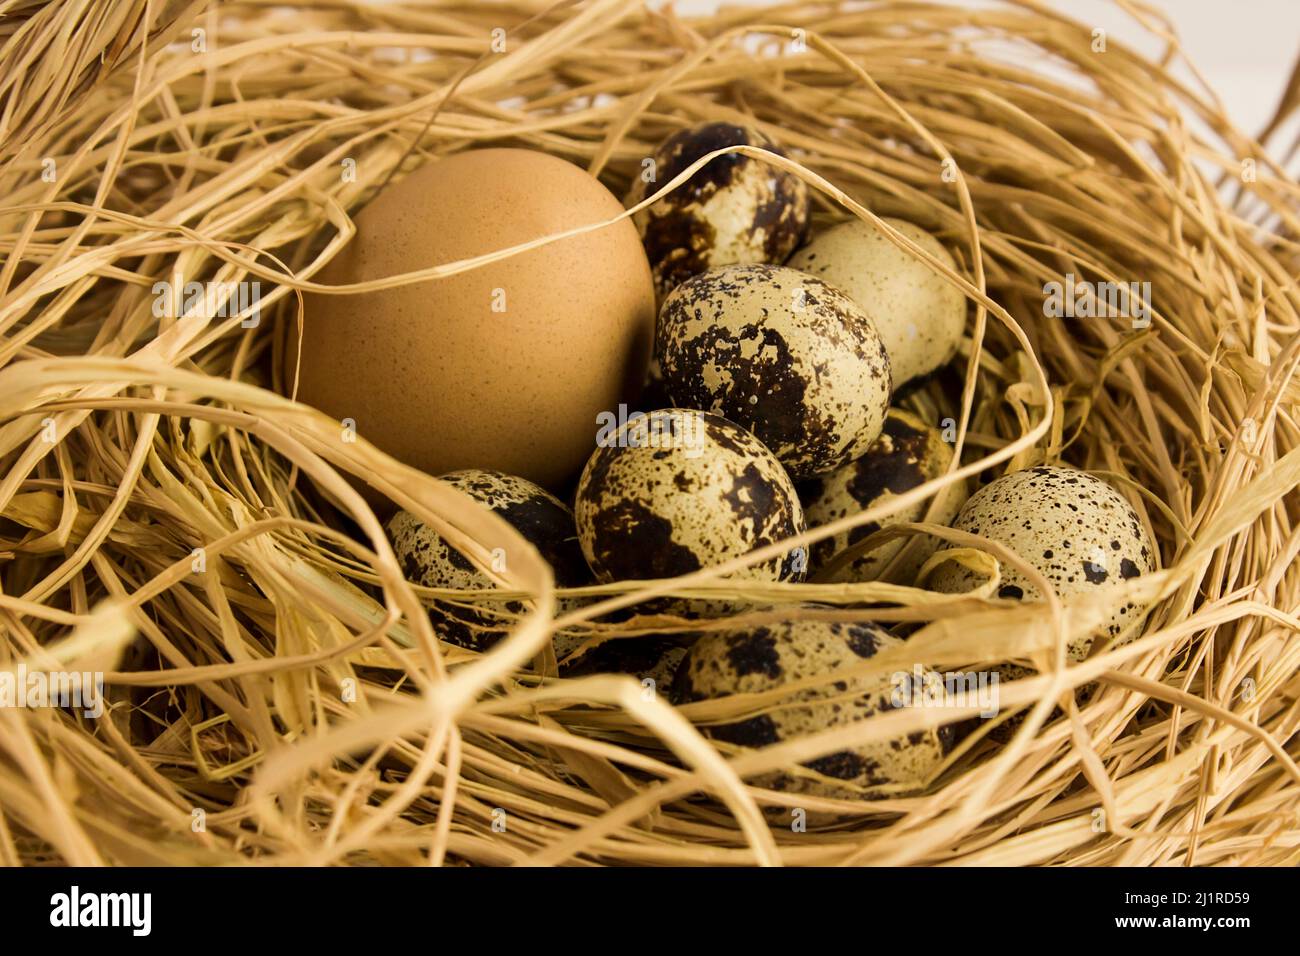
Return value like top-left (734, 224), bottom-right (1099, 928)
top-left (673, 617), bottom-right (952, 799)
top-left (585, 499), bottom-right (702, 579)
top-left (845, 626), bottom-right (882, 658)
top-left (627, 122), bottom-right (810, 298)
top-left (387, 469), bottom-right (590, 655)
top-left (657, 264), bottom-right (892, 480)
top-left (710, 713), bottom-right (783, 749)
top-left (560, 631), bottom-right (696, 694)
top-left (929, 465), bottom-right (1157, 657)
top-left (573, 409), bottom-right (805, 589)
top-left (799, 408), bottom-right (967, 584)
top-left (724, 628), bottom-right (783, 678)
top-left (1082, 560), bottom-right (1109, 584)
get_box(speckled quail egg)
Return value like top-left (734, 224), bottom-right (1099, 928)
top-left (673, 618), bottom-right (953, 798)
top-left (561, 633), bottom-right (695, 696)
top-left (788, 217), bottom-right (966, 386)
top-left (928, 465), bottom-right (1156, 656)
top-left (800, 408), bottom-right (967, 584)
top-left (388, 469), bottom-right (590, 655)
top-left (627, 121), bottom-right (810, 297)
top-left (657, 264), bottom-right (892, 480)
top-left (574, 408), bottom-right (805, 584)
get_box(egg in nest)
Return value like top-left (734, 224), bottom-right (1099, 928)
top-left (388, 469), bottom-right (590, 656)
top-left (627, 121), bottom-right (810, 297)
top-left (560, 633), bottom-right (695, 696)
top-left (574, 408), bottom-right (805, 585)
top-left (928, 465), bottom-right (1156, 656)
top-left (800, 409), bottom-right (967, 583)
top-left (657, 264), bottom-right (893, 480)
top-left (673, 618), bottom-right (953, 799)
top-left (788, 217), bottom-right (966, 386)
top-left (295, 148), bottom-right (654, 495)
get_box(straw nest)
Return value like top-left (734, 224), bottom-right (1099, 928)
top-left (2, 0), bottom-right (1298, 867)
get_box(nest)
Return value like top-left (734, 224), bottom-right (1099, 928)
top-left (2, 0), bottom-right (1299, 866)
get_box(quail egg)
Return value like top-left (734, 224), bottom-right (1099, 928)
top-left (627, 121), bottom-right (810, 297)
top-left (673, 617), bottom-right (953, 798)
top-left (574, 408), bottom-right (805, 584)
top-left (388, 469), bottom-right (590, 655)
top-left (801, 408), bottom-right (967, 583)
top-left (788, 217), bottom-right (966, 386)
top-left (560, 633), bottom-right (695, 696)
top-left (928, 465), bottom-right (1156, 655)
top-left (657, 264), bottom-right (893, 480)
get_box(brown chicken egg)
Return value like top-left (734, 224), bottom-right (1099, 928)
top-left (293, 148), bottom-right (655, 494)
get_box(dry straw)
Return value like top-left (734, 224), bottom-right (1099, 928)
top-left (0, 0), bottom-right (1297, 866)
